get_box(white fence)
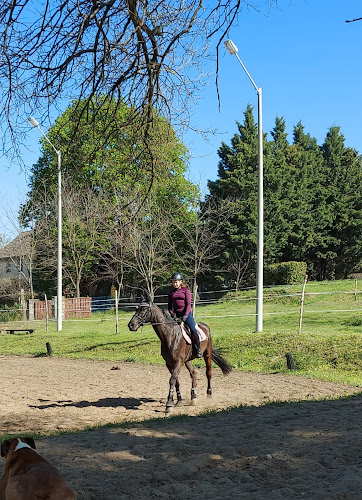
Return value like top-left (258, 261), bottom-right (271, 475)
top-left (1, 279), bottom-right (360, 328)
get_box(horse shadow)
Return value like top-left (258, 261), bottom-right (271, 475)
top-left (28, 396), bottom-right (156, 410)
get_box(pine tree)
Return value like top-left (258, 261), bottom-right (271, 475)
top-left (207, 105), bottom-right (260, 284)
top-left (279, 123), bottom-right (324, 273)
top-left (320, 127), bottom-right (362, 278)
top-left (264, 116), bottom-right (292, 262)
top-left (207, 109), bottom-right (361, 286)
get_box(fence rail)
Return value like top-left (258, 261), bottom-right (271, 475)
top-left (64, 297), bottom-right (91, 319)
top-left (0, 279), bottom-right (361, 326)
top-left (34, 300), bottom-right (52, 320)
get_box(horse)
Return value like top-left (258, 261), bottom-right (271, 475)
top-left (128, 299), bottom-right (232, 413)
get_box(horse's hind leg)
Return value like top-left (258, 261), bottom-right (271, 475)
top-left (204, 339), bottom-right (213, 398)
top-left (185, 360), bottom-right (198, 405)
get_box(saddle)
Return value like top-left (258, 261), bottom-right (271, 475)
top-left (180, 323), bottom-right (207, 345)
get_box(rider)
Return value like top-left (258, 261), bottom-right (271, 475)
top-left (168, 272), bottom-right (203, 358)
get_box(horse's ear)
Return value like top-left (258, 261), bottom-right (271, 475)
top-left (141, 292), bottom-right (152, 304)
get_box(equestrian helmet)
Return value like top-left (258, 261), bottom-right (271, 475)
top-left (171, 272), bottom-right (184, 281)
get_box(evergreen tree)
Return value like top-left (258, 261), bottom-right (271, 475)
top-left (320, 127), bottom-right (362, 278)
top-left (207, 109), bottom-right (361, 285)
top-left (207, 104), bottom-right (260, 284)
top-left (264, 116), bottom-right (292, 262)
top-left (283, 122), bottom-right (325, 272)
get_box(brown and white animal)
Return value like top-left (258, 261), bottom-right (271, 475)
top-left (0, 437), bottom-right (77, 500)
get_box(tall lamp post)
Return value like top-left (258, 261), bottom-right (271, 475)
top-left (224, 39), bottom-right (263, 332)
top-left (28, 117), bottom-right (63, 331)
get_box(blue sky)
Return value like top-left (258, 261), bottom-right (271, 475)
top-left (182, 0), bottom-right (362, 194)
top-left (1, 0), bottom-right (362, 236)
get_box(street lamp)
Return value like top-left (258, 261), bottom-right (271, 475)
top-left (28, 117), bottom-right (63, 331)
top-left (224, 39), bottom-right (263, 332)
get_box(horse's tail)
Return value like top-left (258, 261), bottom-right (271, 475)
top-left (211, 348), bottom-right (232, 375)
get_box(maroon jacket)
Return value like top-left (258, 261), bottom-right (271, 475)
top-left (168, 287), bottom-right (192, 317)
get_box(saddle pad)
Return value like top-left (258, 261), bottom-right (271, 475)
top-left (182, 324), bottom-right (207, 345)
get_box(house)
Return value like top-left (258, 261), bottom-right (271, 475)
top-left (0, 231), bottom-right (32, 282)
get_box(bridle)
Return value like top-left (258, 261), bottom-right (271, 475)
top-left (132, 302), bottom-right (177, 327)
top-left (132, 303), bottom-right (152, 327)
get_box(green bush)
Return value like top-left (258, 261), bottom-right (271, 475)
top-left (265, 261), bottom-right (307, 285)
top-left (0, 303), bottom-right (22, 322)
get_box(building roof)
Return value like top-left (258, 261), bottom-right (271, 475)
top-left (0, 231), bottom-right (33, 259)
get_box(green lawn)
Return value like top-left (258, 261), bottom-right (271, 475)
top-left (1, 280), bottom-right (361, 387)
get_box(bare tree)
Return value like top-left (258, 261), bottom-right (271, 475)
top-left (18, 177), bottom-right (62, 297)
top-left (98, 208), bottom-right (132, 301)
top-left (120, 200), bottom-right (177, 300)
top-left (20, 179), bottom-right (104, 298)
top-left (61, 185), bottom-right (105, 297)
top-left (0, 1), bottom-right (278, 159)
top-left (227, 248), bottom-right (251, 291)
top-left (174, 198), bottom-right (234, 312)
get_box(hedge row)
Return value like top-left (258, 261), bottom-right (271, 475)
top-left (265, 261), bottom-right (307, 285)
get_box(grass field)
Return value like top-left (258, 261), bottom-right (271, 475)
top-left (0, 280), bottom-right (361, 387)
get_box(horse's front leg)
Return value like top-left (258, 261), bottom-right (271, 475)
top-left (166, 361), bottom-right (182, 413)
top-left (185, 360), bottom-right (198, 405)
top-left (175, 378), bottom-right (183, 407)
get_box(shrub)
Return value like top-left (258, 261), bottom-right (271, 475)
top-left (265, 261), bottom-right (307, 285)
top-left (0, 303), bottom-right (22, 322)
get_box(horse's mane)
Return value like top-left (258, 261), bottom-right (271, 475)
top-left (139, 301), bottom-right (177, 327)
top-left (163, 310), bottom-right (173, 321)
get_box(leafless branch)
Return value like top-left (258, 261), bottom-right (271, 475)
top-left (0, 0), bottom-right (277, 161)
top-left (346, 17), bottom-right (362, 23)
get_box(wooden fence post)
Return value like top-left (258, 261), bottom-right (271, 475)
top-left (44, 294), bottom-right (49, 333)
top-left (298, 274), bottom-right (308, 334)
top-left (20, 288), bottom-right (27, 321)
top-left (355, 279), bottom-right (358, 301)
top-left (115, 290), bottom-right (119, 334)
top-left (192, 283), bottom-right (198, 316)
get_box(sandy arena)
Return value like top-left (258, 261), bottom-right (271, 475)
top-left (0, 355), bottom-right (361, 499)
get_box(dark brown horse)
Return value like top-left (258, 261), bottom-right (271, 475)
top-left (128, 299), bottom-right (232, 413)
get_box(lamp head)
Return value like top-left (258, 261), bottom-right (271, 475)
top-left (28, 117), bottom-right (39, 127)
top-left (224, 39), bottom-right (238, 55)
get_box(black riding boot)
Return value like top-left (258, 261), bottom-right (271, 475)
top-left (191, 331), bottom-right (203, 358)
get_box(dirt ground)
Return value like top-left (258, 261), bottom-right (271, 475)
top-left (0, 355), bottom-right (361, 499)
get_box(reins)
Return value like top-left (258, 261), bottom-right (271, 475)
top-left (133, 304), bottom-right (178, 327)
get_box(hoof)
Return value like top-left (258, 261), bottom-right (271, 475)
top-left (207, 393), bottom-right (212, 399)
top-left (190, 398), bottom-right (197, 406)
top-left (166, 405), bottom-right (174, 413)
top-left (176, 400), bottom-right (183, 407)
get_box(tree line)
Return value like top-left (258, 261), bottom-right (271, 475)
top-left (16, 100), bottom-right (362, 299)
top-left (207, 105), bottom-right (362, 284)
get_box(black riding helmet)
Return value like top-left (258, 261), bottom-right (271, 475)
top-left (171, 272), bottom-right (183, 281)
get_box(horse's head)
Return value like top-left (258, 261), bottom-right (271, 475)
top-left (128, 300), bottom-right (153, 331)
